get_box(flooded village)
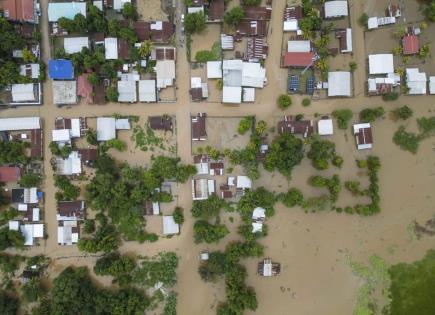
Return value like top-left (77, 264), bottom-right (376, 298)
top-left (0, 0), bottom-right (435, 314)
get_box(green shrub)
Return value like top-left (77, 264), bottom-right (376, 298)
top-left (349, 61), bottom-right (357, 72)
top-left (332, 155), bottom-right (344, 168)
top-left (356, 159), bottom-right (367, 168)
top-left (382, 92), bottom-right (399, 101)
top-left (332, 109), bottom-right (353, 129)
top-left (358, 13), bottom-right (369, 27)
top-left (302, 98), bottom-right (311, 107)
top-left (360, 107), bottom-right (385, 123)
top-left (394, 105), bottom-right (413, 120)
top-left (277, 94), bottom-right (292, 110)
top-left (393, 126), bottom-right (420, 154)
top-left (309, 175), bottom-right (328, 187)
top-left (238, 116), bottom-right (254, 135)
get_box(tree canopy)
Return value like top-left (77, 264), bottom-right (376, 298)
top-left (184, 12), bottom-right (206, 33)
top-left (224, 6), bottom-right (245, 26)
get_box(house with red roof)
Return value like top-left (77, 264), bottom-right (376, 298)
top-left (2, 0), bottom-right (37, 23)
top-left (402, 35), bottom-right (419, 55)
top-left (283, 52), bottom-right (314, 67)
top-left (77, 74), bottom-right (93, 104)
top-left (0, 167), bottom-right (21, 182)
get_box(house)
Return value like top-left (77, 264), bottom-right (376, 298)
top-left (11, 188), bottom-right (38, 204)
top-left (138, 80), bottom-right (157, 102)
top-left (163, 216), bottom-right (179, 235)
top-left (236, 20), bottom-right (267, 37)
top-left (208, 0), bottom-right (224, 21)
top-left (188, 6), bottom-right (203, 14)
top-left (367, 16), bottom-right (396, 30)
top-left (258, 258), bottom-right (280, 277)
top-left (368, 54), bottom-right (394, 75)
top-left (194, 154), bottom-right (209, 175)
top-left (48, 2), bottom-right (87, 22)
top-left (277, 115), bottom-right (314, 138)
top-left (48, 60), bottom-right (74, 80)
top-left (52, 129), bottom-right (72, 144)
top-left (115, 119), bottom-right (131, 130)
top-left (96, 117), bottom-right (116, 141)
top-left (283, 52), bottom-right (314, 67)
top-left (221, 34), bottom-right (234, 50)
top-left (402, 35), bottom-right (419, 55)
top-left (113, 0), bottom-right (130, 11)
top-left (2, 0), bottom-right (37, 23)
top-left (104, 38), bottom-right (118, 60)
top-left (58, 220), bottom-right (79, 245)
top-left (430, 77), bottom-right (435, 95)
top-left (336, 29), bottom-right (352, 53)
top-left (192, 178), bottom-right (215, 200)
top-left (52, 81), bottom-right (77, 105)
top-left (236, 176), bottom-right (252, 196)
top-left (54, 117), bottom-right (82, 138)
top-left (246, 38), bottom-right (268, 60)
top-left (31, 129), bottom-right (42, 159)
top-left (353, 123), bottom-right (373, 150)
top-left (76, 74), bottom-right (93, 104)
top-left (209, 162), bottom-right (224, 176)
top-left (0, 167), bottom-right (21, 182)
top-left (191, 113), bottom-right (207, 141)
top-left (118, 39), bottom-right (130, 60)
top-left (283, 6), bottom-right (302, 32)
top-left (406, 68), bottom-right (427, 95)
top-left (64, 37), bottom-right (89, 54)
top-left (78, 149), bottom-right (98, 166)
top-left (0, 117), bottom-right (41, 131)
top-left (20, 63), bottom-right (40, 79)
top-left (156, 60), bottom-right (176, 89)
top-left (243, 6), bottom-right (272, 20)
top-left (9, 220), bottom-right (20, 231)
top-left (117, 80), bottom-right (137, 103)
top-left (323, 0), bottom-right (348, 19)
top-left (367, 76), bottom-right (398, 96)
top-left (148, 116), bottom-right (173, 131)
top-left (328, 71), bottom-right (351, 97)
top-left (55, 151), bottom-right (82, 175)
top-left (10, 83), bottom-right (41, 105)
top-left (150, 21), bottom-right (174, 43)
top-left (24, 207), bottom-right (40, 222)
top-left (243, 88), bottom-right (255, 102)
top-left (57, 201), bottom-right (85, 221)
top-left (190, 77), bottom-right (208, 101)
top-left (152, 47), bottom-right (176, 61)
top-left (223, 86), bottom-right (242, 104)
top-left (318, 118), bottom-right (334, 136)
top-left (207, 61), bottom-right (222, 79)
top-left (20, 224), bottom-right (44, 246)
top-left (144, 200), bottom-right (160, 216)
top-left (252, 207), bottom-right (265, 233)
top-left (93, 84), bottom-right (106, 104)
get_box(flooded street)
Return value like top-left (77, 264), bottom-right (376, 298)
top-left (1, 0), bottom-right (435, 314)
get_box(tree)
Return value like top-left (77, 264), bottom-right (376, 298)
top-left (332, 109), bottom-right (353, 129)
top-left (150, 156), bottom-right (196, 182)
top-left (279, 188), bottom-right (305, 208)
top-left (106, 86), bottom-right (119, 102)
top-left (83, 219), bottom-right (96, 234)
top-left (238, 116), bottom-right (254, 135)
top-left (184, 12), bottom-right (206, 34)
top-left (118, 26), bottom-right (138, 45)
top-left (277, 94), bottom-right (292, 109)
top-left (194, 220), bottom-right (229, 244)
top-left (132, 252), bottom-right (179, 287)
top-left (224, 6), bottom-right (245, 26)
top-left (0, 61), bottom-right (22, 88)
top-left (393, 126), bottom-right (420, 154)
top-left (349, 61), bottom-right (358, 72)
top-left (0, 141), bottom-right (29, 165)
top-left (0, 290), bottom-right (18, 315)
top-left (237, 187), bottom-right (276, 218)
top-left (382, 91), bottom-right (399, 101)
top-left (358, 13), bottom-right (369, 27)
top-left (87, 72), bottom-right (99, 86)
top-left (138, 40), bottom-right (153, 59)
top-left (22, 278), bottom-right (44, 302)
top-left (173, 207), bottom-right (184, 225)
top-left (302, 98), bottom-right (311, 107)
top-left (198, 251), bottom-right (228, 282)
top-left (93, 252), bottom-right (135, 280)
top-left (0, 18), bottom-right (25, 57)
top-left (243, 0), bottom-right (261, 5)
top-left (19, 173), bottom-right (42, 187)
top-left (122, 3), bottom-right (138, 20)
top-left (0, 227), bottom-right (25, 250)
top-left (85, 128), bottom-right (98, 145)
top-left (54, 175), bottom-right (80, 201)
top-left (394, 105), bottom-right (413, 120)
top-left (360, 107), bottom-right (385, 123)
top-left (307, 139), bottom-right (337, 170)
top-left (255, 120), bottom-right (267, 135)
top-left (86, 4), bottom-right (107, 33)
top-left (424, 0), bottom-right (435, 21)
top-left (192, 194), bottom-right (228, 219)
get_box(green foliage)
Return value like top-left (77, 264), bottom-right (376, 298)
top-left (264, 133), bottom-right (304, 179)
top-left (332, 155), bottom-right (344, 168)
top-left (394, 105), bottom-right (413, 120)
top-left (359, 107), bottom-right (385, 123)
top-left (19, 173), bottom-right (42, 188)
top-left (302, 98), bottom-right (311, 107)
top-left (195, 41), bottom-right (221, 62)
top-left (393, 126), bottom-right (420, 154)
top-left (0, 290), bottom-right (18, 315)
top-left (22, 278), bottom-right (44, 302)
top-left (237, 187), bottom-right (276, 219)
top-left (345, 181), bottom-right (365, 196)
top-left (54, 175), bottom-right (80, 201)
top-left (184, 12), bottom-right (206, 33)
top-left (192, 195), bottom-right (228, 220)
top-left (0, 208), bottom-right (18, 225)
top-left (85, 128), bottom-right (98, 145)
top-left (94, 252), bottom-right (135, 285)
top-left (77, 221), bottom-right (119, 253)
top-left (173, 207), bottom-right (184, 225)
top-left (122, 3), bottom-right (138, 20)
top-left (103, 139), bottom-right (127, 152)
top-left (0, 253), bottom-right (23, 275)
top-left (279, 188), bottom-right (305, 208)
top-left (238, 116), bottom-right (254, 135)
top-left (382, 92), bottom-right (399, 101)
top-left (332, 109), bottom-right (353, 129)
top-left (199, 251), bottom-right (228, 282)
top-left (359, 13), bottom-right (369, 27)
top-left (307, 138), bottom-right (338, 170)
top-left (163, 293), bottom-right (177, 315)
top-left (357, 159), bottom-right (367, 168)
top-left (151, 156), bottom-right (197, 182)
top-left (133, 252), bottom-right (179, 287)
top-left (243, 0), bottom-right (261, 5)
top-left (277, 94), bottom-right (292, 110)
top-left (0, 140), bottom-right (30, 165)
top-left (424, 0), bottom-right (435, 21)
top-left (194, 220), bottom-right (229, 244)
top-left (255, 120), bottom-right (267, 135)
top-left (106, 86), bottom-right (119, 102)
top-left (224, 6), bottom-right (245, 26)
top-left (417, 116), bottom-right (435, 137)
top-left (82, 219), bottom-right (95, 234)
top-left (0, 227), bottom-right (25, 250)
top-left (309, 175), bottom-right (328, 187)
top-left (349, 61), bottom-right (358, 72)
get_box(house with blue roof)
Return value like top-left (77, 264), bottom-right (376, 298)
top-left (49, 60), bottom-right (74, 80)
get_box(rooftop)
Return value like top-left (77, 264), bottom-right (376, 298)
top-left (48, 60), bottom-right (74, 80)
top-left (52, 80), bottom-right (77, 105)
top-left (402, 35), bottom-right (419, 55)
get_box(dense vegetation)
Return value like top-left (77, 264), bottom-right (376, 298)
top-left (359, 107), bottom-right (385, 123)
top-left (224, 6), bottom-right (245, 26)
top-left (0, 141), bottom-right (30, 165)
top-left (184, 12), bottom-right (206, 33)
top-left (332, 109), bottom-right (353, 129)
top-left (277, 94), bottom-right (292, 110)
top-left (393, 116), bottom-right (435, 153)
top-left (307, 138), bottom-right (342, 170)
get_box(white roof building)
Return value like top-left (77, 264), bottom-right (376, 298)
top-left (52, 129), bottom-right (71, 142)
top-left (138, 80), bottom-right (157, 102)
top-left (11, 83), bottom-right (37, 102)
top-left (163, 216), bottom-right (180, 235)
top-left (117, 80), bottom-right (137, 102)
top-left (104, 38), bottom-right (118, 60)
top-left (64, 37), bottom-right (89, 54)
top-left (252, 207), bottom-right (266, 233)
top-left (97, 117), bottom-right (116, 141)
top-left (368, 54), bottom-right (394, 75)
top-left (156, 60), bottom-right (176, 89)
top-left (0, 117), bottom-right (40, 131)
top-left (406, 68), bottom-right (427, 95)
top-left (324, 0), bottom-right (348, 18)
top-left (430, 76), bottom-right (435, 95)
top-left (115, 119), bottom-right (131, 130)
top-left (287, 40), bottom-right (311, 52)
top-left (341, 28), bottom-right (352, 53)
top-left (113, 0), bottom-right (131, 11)
top-left (9, 221), bottom-right (19, 231)
top-left (58, 220), bottom-right (79, 245)
top-left (328, 71), bottom-right (351, 97)
top-left (188, 6), bottom-right (204, 13)
top-left (318, 119), bottom-right (334, 135)
top-left (237, 176), bottom-right (252, 189)
top-left (283, 19), bottom-right (299, 32)
top-left (32, 208), bottom-right (40, 222)
top-left (20, 224), bottom-right (44, 246)
top-left (243, 88), bottom-right (255, 102)
top-left (221, 34), bottom-right (234, 50)
top-left (223, 86), bottom-right (242, 104)
top-left (52, 80), bottom-right (77, 105)
top-left (242, 62), bottom-right (266, 88)
top-left (56, 151), bottom-right (82, 175)
top-left (20, 63), bottom-right (40, 79)
top-left (192, 178), bottom-right (215, 200)
top-left (207, 61), bottom-right (222, 79)
top-left (70, 119), bottom-right (81, 138)
top-left (48, 2), bottom-right (87, 22)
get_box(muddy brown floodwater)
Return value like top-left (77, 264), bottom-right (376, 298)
top-left (1, 0), bottom-right (435, 314)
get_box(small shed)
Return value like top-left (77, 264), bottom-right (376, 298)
top-left (318, 119), bottom-right (334, 136)
top-left (64, 37), bottom-right (89, 54)
top-left (97, 117), bottom-right (116, 141)
top-left (163, 216), bottom-right (180, 235)
top-left (324, 1), bottom-right (348, 18)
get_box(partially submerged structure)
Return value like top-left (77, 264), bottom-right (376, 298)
top-left (258, 258), bottom-right (281, 277)
top-left (277, 116), bottom-right (314, 138)
top-left (353, 123), bottom-right (373, 150)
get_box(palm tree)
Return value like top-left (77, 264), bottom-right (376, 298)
top-left (138, 40), bottom-right (154, 59)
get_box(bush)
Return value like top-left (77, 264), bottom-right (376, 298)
top-left (173, 207), bottom-right (184, 225)
top-left (307, 139), bottom-right (337, 170)
top-left (238, 116), bottom-right (254, 135)
top-left (85, 128), bottom-right (98, 145)
top-left (393, 126), bottom-right (420, 154)
top-left (193, 221), bottom-right (229, 244)
top-left (243, 0), bottom-right (261, 5)
top-left (195, 42), bottom-right (221, 63)
top-left (106, 86), bottom-right (118, 102)
top-left (224, 6), bottom-right (244, 26)
top-left (360, 107), bottom-right (385, 123)
top-left (277, 94), bottom-right (292, 110)
top-left (356, 159), bottom-right (367, 168)
top-left (394, 105), bottom-right (413, 120)
top-left (345, 181), bottom-right (365, 196)
top-left (302, 98), bottom-right (311, 107)
top-left (309, 175), bottom-right (328, 187)
top-left (279, 188), bottom-right (305, 208)
top-left (417, 116), bottom-right (435, 137)
top-left (358, 13), bottom-right (369, 27)
top-left (382, 92), bottom-right (399, 101)
top-left (332, 155), bottom-right (344, 168)
top-left (332, 109), bottom-right (353, 129)
top-left (19, 173), bottom-right (42, 187)
top-left (83, 219), bottom-right (96, 234)
top-left (349, 61), bottom-right (358, 72)
top-left (184, 12), bottom-right (206, 34)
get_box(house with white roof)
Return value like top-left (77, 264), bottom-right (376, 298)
top-left (58, 220), bottom-right (79, 245)
top-left (406, 68), bottom-right (427, 95)
top-left (163, 216), bottom-right (180, 235)
top-left (156, 60), bottom-right (175, 89)
top-left (327, 71), bottom-right (351, 97)
top-left (113, 0), bottom-right (131, 10)
top-left (20, 224), bottom-right (44, 246)
top-left (117, 80), bottom-right (137, 102)
top-left (64, 37), bottom-right (89, 54)
top-left (430, 77), bottom-right (435, 95)
top-left (104, 38), bottom-right (118, 60)
top-left (318, 118), bottom-right (334, 136)
top-left (252, 207), bottom-right (266, 233)
top-left (138, 80), bottom-right (157, 102)
top-left (55, 151), bottom-right (82, 175)
top-left (368, 54), bottom-right (394, 75)
top-left (287, 40), bottom-right (311, 52)
top-left (52, 129), bottom-right (72, 144)
top-left (52, 80), bottom-right (77, 105)
top-left (192, 178), bottom-right (215, 200)
top-left (207, 61), bottom-right (222, 79)
top-left (96, 117), bottom-right (116, 141)
top-left (0, 117), bottom-right (41, 131)
top-left (10, 83), bottom-right (41, 105)
top-left (353, 123), bottom-right (373, 150)
top-left (324, 0), bottom-right (348, 18)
